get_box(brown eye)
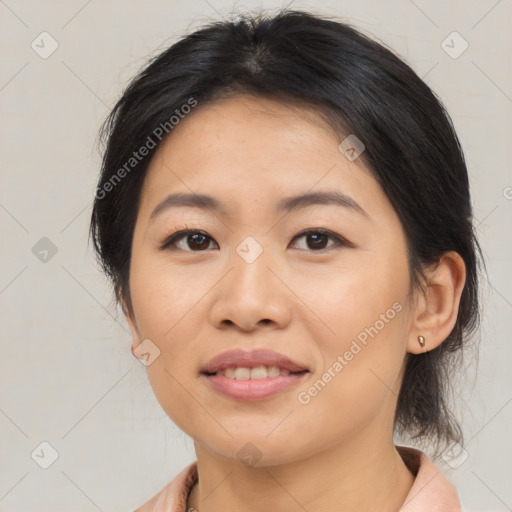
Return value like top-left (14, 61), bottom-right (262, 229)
top-left (160, 230), bottom-right (217, 251)
top-left (291, 229), bottom-right (347, 251)
top-left (305, 232), bottom-right (329, 250)
top-left (186, 232), bottom-right (211, 250)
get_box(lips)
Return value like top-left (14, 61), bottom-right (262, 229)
top-left (201, 349), bottom-right (309, 375)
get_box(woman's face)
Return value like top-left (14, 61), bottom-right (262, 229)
top-left (126, 95), bottom-right (416, 465)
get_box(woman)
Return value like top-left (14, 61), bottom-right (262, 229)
top-left (90, 9), bottom-right (481, 511)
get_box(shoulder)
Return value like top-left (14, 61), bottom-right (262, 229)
top-left (397, 446), bottom-right (461, 512)
top-left (132, 461), bottom-right (198, 512)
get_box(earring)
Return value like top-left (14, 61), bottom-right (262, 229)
top-left (417, 335), bottom-right (426, 348)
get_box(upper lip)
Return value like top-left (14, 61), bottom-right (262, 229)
top-left (202, 349), bottom-right (309, 374)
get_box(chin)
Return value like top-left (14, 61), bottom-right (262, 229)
top-left (195, 430), bottom-right (313, 468)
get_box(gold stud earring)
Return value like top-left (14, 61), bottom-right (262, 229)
top-left (417, 335), bottom-right (426, 348)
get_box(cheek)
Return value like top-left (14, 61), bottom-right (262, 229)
top-left (306, 247), bottom-right (410, 346)
top-left (129, 253), bottom-right (204, 339)
top-left (301, 252), bottom-right (410, 414)
top-left (129, 254), bottom-right (208, 423)
top-left (295, 301), bottom-right (409, 442)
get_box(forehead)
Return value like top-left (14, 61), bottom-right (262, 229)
top-left (137, 95), bottom-right (386, 221)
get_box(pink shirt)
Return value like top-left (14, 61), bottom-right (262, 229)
top-left (133, 446), bottom-right (461, 511)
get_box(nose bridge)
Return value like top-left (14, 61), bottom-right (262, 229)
top-left (210, 235), bottom-right (291, 330)
top-left (230, 234), bottom-right (275, 300)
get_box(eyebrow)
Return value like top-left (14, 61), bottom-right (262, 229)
top-left (149, 190), bottom-right (368, 221)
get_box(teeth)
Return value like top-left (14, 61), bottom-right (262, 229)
top-left (267, 366), bottom-right (281, 378)
top-left (250, 366), bottom-right (268, 379)
top-left (213, 366), bottom-right (296, 379)
top-left (234, 367), bottom-right (251, 380)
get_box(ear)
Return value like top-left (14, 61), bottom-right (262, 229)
top-left (121, 300), bottom-right (142, 357)
top-left (407, 251), bottom-right (466, 354)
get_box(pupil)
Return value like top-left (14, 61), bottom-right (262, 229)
top-left (309, 233), bottom-right (327, 249)
top-left (190, 233), bottom-right (208, 250)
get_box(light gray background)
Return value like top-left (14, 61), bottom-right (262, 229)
top-left (1, 1), bottom-right (511, 511)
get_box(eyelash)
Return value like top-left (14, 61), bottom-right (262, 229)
top-left (158, 227), bottom-right (350, 253)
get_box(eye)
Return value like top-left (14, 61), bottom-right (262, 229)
top-left (290, 229), bottom-right (349, 251)
top-left (159, 229), bottom-right (217, 252)
top-left (159, 228), bottom-right (349, 252)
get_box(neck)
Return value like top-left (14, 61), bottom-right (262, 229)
top-left (188, 435), bottom-right (415, 512)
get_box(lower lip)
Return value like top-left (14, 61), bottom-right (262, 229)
top-left (202, 372), bottom-right (309, 401)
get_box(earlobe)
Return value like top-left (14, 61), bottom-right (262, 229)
top-left (407, 251), bottom-right (466, 354)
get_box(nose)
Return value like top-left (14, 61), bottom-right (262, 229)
top-left (209, 243), bottom-right (292, 332)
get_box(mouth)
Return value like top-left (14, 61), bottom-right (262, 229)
top-left (201, 370), bottom-right (310, 401)
top-left (201, 348), bottom-right (309, 374)
top-left (200, 349), bottom-right (311, 401)
top-left (202, 366), bottom-right (309, 379)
